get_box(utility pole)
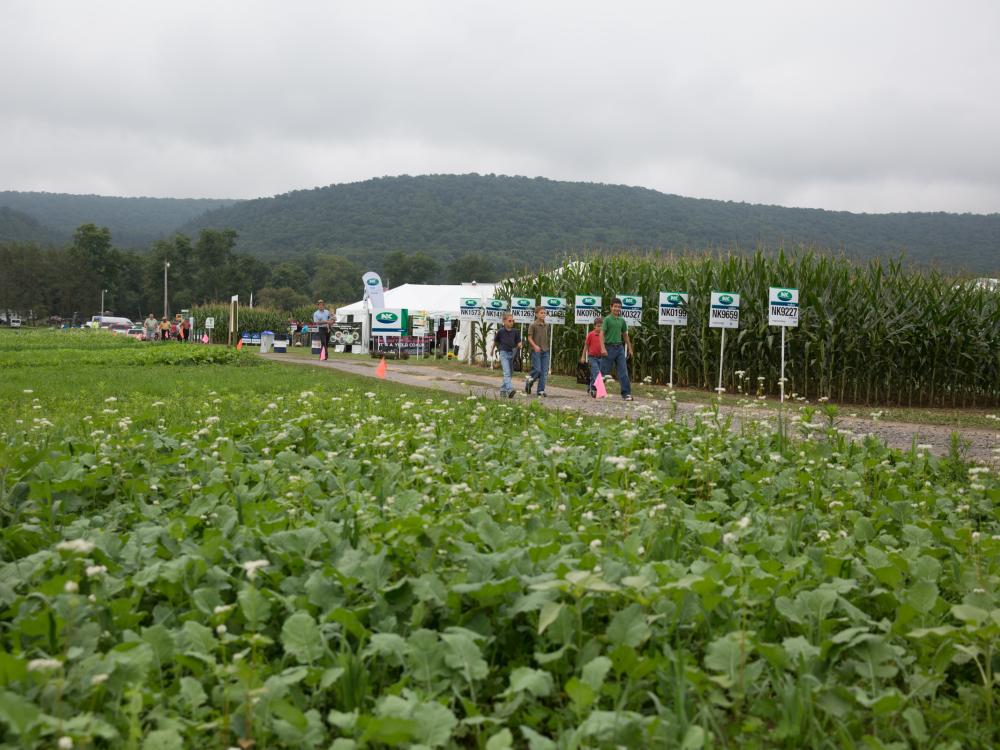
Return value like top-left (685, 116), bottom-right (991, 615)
top-left (100, 288), bottom-right (107, 317)
top-left (163, 261), bottom-right (171, 319)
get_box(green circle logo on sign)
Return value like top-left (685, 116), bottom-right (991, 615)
top-left (490, 300), bottom-right (502, 308)
top-left (375, 312), bottom-right (398, 323)
top-left (623, 296), bottom-right (637, 306)
top-left (719, 294), bottom-right (734, 305)
top-left (516, 299), bottom-right (530, 307)
top-left (367, 278), bottom-right (378, 286)
top-left (582, 297), bottom-right (596, 305)
top-left (546, 299), bottom-right (560, 306)
top-left (667, 294), bottom-right (682, 304)
top-left (464, 299), bottom-right (476, 307)
top-left (777, 290), bottom-right (793, 302)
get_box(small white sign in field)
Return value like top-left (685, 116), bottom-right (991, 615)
top-left (709, 292), bottom-right (741, 329)
top-left (458, 298), bottom-right (483, 322)
top-left (574, 295), bottom-right (602, 325)
top-left (658, 292), bottom-right (688, 326)
top-left (768, 287), bottom-right (799, 327)
top-left (615, 294), bottom-right (643, 327)
top-left (482, 298), bottom-right (508, 325)
top-left (510, 297), bottom-right (536, 324)
top-left (541, 296), bottom-right (567, 325)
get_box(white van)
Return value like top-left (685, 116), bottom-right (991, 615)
top-left (9, 316), bottom-right (21, 328)
top-left (91, 315), bottom-right (133, 332)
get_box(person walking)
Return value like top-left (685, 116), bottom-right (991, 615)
top-left (579, 316), bottom-right (605, 397)
top-left (158, 317), bottom-right (170, 341)
top-left (494, 313), bottom-right (522, 398)
top-left (143, 312), bottom-right (158, 342)
top-left (600, 298), bottom-right (633, 400)
top-left (525, 306), bottom-right (550, 397)
top-left (313, 299), bottom-right (331, 354)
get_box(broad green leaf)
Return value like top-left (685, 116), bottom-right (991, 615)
top-left (441, 630), bottom-right (489, 683)
top-left (906, 580), bottom-right (938, 614)
top-left (537, 601), bottom-right (563, 635)
top-left (681, 725), bottom-right (706, 750)
top-left (505, 666), bottom-right (553, 698)
top-left (607, 603), bottom-right (650, 648)
top-left (782, 636), bottom-right (820, 663)
top-left (951, 604), bottom-right (989, 626)
top-left (0, 691), bottom-right (40, 735)
top-left (281, 612), bottom-right (326, 663)
top-left (581, 656), bottom-right (612, 691)
top-left (142, 729), bottom-right (183, 750)
top-left (486, 728), bottom-right (513, 750)
top-left (238, 585), bottom-right (272, 630)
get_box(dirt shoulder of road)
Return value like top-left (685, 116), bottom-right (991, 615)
top-left (263, 352), bottom-right (1000, 463)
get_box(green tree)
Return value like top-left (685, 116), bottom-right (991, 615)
top-left (447, 252), bottom-right (496, 283)
top-left (312, 255), bottom-right (363, 305)
top-left (258, 286), bottom-right (312, 310)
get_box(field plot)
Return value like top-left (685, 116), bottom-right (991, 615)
top-left (1, 330), bottom-right (999, 749)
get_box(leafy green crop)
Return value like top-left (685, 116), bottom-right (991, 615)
top-left (0, 330), bottom-right (998, 749)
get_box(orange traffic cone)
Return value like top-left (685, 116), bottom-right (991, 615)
top-left (236, 339), bottom-right (244, 350)
top-left (375, 357), bottom-right (387, 379)
top-left (320, 346), bottom-right (327, 361)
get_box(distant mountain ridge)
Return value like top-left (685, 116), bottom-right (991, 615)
top-left (2, 176), bottom-right (998, 274)
top-left (181, 174), bottom-right (1000, 274)
top-left (0, 191), bottom-right (238, 248)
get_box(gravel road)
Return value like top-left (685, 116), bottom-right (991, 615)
top-left (266, 354), bottom-right (1000, 463)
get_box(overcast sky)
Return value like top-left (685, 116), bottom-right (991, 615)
top-left (2, 1), bottom-right (999, 213)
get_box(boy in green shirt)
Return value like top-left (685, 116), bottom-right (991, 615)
top-left (600, 298), bottom-right (633, 400)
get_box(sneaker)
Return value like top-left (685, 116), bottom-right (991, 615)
top-left (624, 394), bottom-right (633, 401)
top-left (524, 377), bottom-right (535, 394)
top-left (508, 390), bottom-right (515, 399)
top-left (538, 391), bottom-right (547, 398)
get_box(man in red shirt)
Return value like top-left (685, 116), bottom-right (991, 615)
top-left (579, 317), bottom-right (605, 398)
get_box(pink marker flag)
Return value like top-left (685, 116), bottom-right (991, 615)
top-left (201, 333), bottom-right (209, 344)
top-left (320, 346), bottom-right (328, 361)
top-left (375, 357), bottom-right (387, 379)
top-left (594, 373), bottom-right (608, 398)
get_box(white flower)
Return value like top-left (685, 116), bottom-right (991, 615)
top-left (91, 673), bottom-right (109, 685)
top-left (817, 530), bottom-right (831, 542)
top-left (64, 581), bottom-right (79, 594)
top-left (59, 736), bottom-right (73, 749)
top-left (589, 539), bottom-right (602, 549)
top-left (85, 565), bottom-right (107, 578)
top-left (57, 539), bottom-right (95, 554)
top-left (722, 532), bottom-right (737, 545)
top-left (242, 559), bottom-right (270, 580)
top-left (216, 624), bottom-right (227, 635)
top-left (104, 396), bottom-right (117, 403)
top-left (737, 516), bottom-right (750, 529)
top-left (27, 658), bottom-right (62, 672)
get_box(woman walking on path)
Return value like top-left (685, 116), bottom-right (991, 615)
top-left (494, 314), bottom-right (522, 398)
top-left (600, 299), bottom-right (633, 401)
top-left (525, 307), bottom-right (550, 397)
top-left (580, 317), bottom-right (605, 398)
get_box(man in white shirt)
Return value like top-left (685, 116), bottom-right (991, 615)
top-left (313, 299), bottom-right (331, 354)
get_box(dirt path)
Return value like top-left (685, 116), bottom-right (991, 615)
top-left (265, 354), bottom-right (1000, 463)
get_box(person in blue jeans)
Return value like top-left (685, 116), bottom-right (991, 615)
top-left (525, 306), bottom-right (550, 397)
top-left (600, 299), bottom-right (633, 400)
top-left (579, 317), bottom-right (606, 397)
top-left (493, 314), bottom-right (522, 398)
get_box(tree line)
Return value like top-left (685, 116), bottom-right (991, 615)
top-left (0, 225), bottom-right (425, 322)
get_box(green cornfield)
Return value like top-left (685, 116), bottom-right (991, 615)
top-left (495, 251), bottom-right (1000, 407)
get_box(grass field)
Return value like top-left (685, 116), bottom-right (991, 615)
top-left (1, 329), bottom-right (999, 749)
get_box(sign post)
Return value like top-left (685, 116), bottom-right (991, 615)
top-left (458, 297), bottom-right (484, 364)
top-left (541, 297), bottom-right (566, 376)
top-left (574, 295), bottom-right (602, 326)
top-left (768, 287), bottom-right (799, 403)
top-left (511, 297), bottom-right (536, 371)
top-left (709, 292), bottom-right (740, 393)
top-left (658, 292), bottom-right (688, 388)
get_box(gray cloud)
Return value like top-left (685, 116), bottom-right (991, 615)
top-left (2, 0), bottom-right (998, 212)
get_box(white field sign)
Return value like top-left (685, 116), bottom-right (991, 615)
top-left (458, 298), bottom-right (483, 322)
top-left (483, 298), bottom-right (508, 325)
top-left (574, 295), bottom-right (602, 325)
top-left (372, 309), bottom-right (404, 337)
top-left (709, 292), bottom-right (740, 393)
top-left (658, 292), bottom-right (688, 388)
top-left (510, 297), bottom-right (536, 324)
top-left (615, 294), bottom-right (643, 327)
top-left (769, 286), bottom-right (799, 403)
top-left (541, 296), bottom-right (567, 325)
top-left (204, 317), bottom-right (215, 330)
top-left (768, 287), bottom-right (799, 327)
top-left (658, 292), bottom-right (688, 326)
top-left (709, 292), bottom-right (740, 329)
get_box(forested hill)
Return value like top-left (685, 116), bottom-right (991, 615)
top-left (0, 191), bottom-right (238, 248)
top-left (0, 206), bottom-right (63, 245)
top-left (181, 174), bottom-right (1000, 274)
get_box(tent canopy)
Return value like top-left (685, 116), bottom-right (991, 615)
top-left (336, 282), bottom-right (498, 320)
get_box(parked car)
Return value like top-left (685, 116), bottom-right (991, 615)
top-left (126, 326), bottom-right (146, 340)
top-left (9, 317), bottom-right (21, 328)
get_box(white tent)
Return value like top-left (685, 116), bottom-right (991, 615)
top-left (336, 282), bottom-right (498, 359)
